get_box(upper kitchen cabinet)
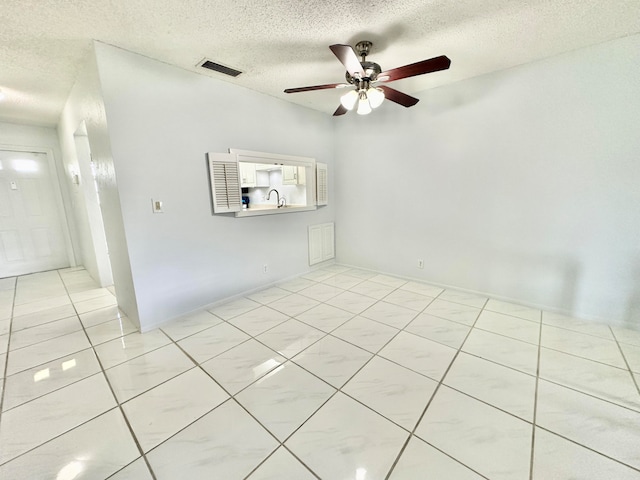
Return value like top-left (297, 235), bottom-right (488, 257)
top-left (239, 162), bottom-right (257, 187)
top-left (282, 165), bottom-right (306, 185)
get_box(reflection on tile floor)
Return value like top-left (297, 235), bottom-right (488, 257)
top-left (1, 266), bottom-right (640, 479)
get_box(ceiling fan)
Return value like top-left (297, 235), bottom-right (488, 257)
top-left (284, 41), bottom-right (451, 116)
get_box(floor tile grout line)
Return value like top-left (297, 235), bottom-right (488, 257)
top-left (12, 296), bottom-right (117, 322)
top-left (384, 296), bottom-right (489, 480)
top-left (3, 324), bottom-right (143, 381)
top-left (36, 318), bottom-right (633, 447)
top-left (534, 424), bottom-right (640, 474)
top-left (0, 277), bottom-right (18, 426)
top-left (104, 456), bottom-right (147, 479)
top-left (468, 322), bottom-right (542, 346)
top-left (542, 321), bottom-right (622, 342)
top-left (537, 377), bottom-right (640, 414)
top-left (609, 326), bottom-right (640, 398)
top-left (167, 288), bottom-right (424, 478)
top-left (4, 328), bottom-right (120, 377)
top-left (437, 381), bottom-right (537, 425)
top-left (55, 270), bottom-right (159, 480)
top-left (1, 369), bottom-right (104, 414)
top-left (0, 276), bottom-right (119, 449)
top-left (10, 300), bottom-right (120, 333)
top-left (8, 311), bottom-right (82, 333)
top-left (5, 265), bottom-right (639, 477)
top-left (168, 335), bottom-right (326, 478)
top-left (539, 344), bottom-right (633, 372)
top-left (241, 442), bottom-right (321, 480)
top-left (528, 311), bottom-right (543, 480)
top-left (119, 308), bottom-right (640, 437)
top-left (421, 440), bottom-right (492, 480)
top-left (6, 322), bottom-right (86, 355)
top-left (0, 406), bottom-right (125, 468)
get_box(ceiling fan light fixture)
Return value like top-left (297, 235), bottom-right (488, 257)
top-left (284, 41), bottom-right (451, 117)
top-left (340, 89), bottom-right (358, 110)
top-left (357, 91), bottom-right (372, 115)
top-left (367, 87), bottom-right (385, 109)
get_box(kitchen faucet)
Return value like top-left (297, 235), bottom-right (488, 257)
top-left (266, 189), bottom-right (283, 208)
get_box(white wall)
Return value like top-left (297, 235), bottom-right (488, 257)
top-left (58, 47), bottom-right (140, 327)
top-left (0, 121), bottom-right (76, 269)
top-left (93, 43), bottom-right (335, 331)
top-left (70, 129), bottom-right (113, 287)
top-left (335, 34), bottom-right (640, 328)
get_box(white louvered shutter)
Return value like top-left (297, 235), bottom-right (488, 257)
top-left (316, 162), bottom-right (328, 206)
top-left (208, 152), bottom-right (242, 213)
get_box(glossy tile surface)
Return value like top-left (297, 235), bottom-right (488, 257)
top-left (532, 427), bottom-right (640, 480)
top-left (122, 367), bottom-right (229, 452)
top-left (6, 329), bottom-right (91, 375)
top-left (105, 343), bottom-right (195, 402)
top-left (109, 458), bottom-right (154, 480)
top-left (295, 303), bottom-right (354, 332)
top-left (160, 310), bottom-right (222, 341)
top-left (462, 327), bottom-right (539, 375)
top-left (228, 305), bottom-right (289, 336)
top-left (256, 319), bottom-right (325, 358)
top-left (200, 339), bottom-right (286, 394)
top-left (286, 392), bottom-right (408, 479)
top-left (0, 373), bottom-right (116, 463)
top-left (332, 315), bottom-right (399, 353)
top-left (147, 400), bottom-right (278, 479)
top-left (343, 356), bottom-right (438, 429)
top-left (475, 309), bottom-right (540, 344)
top-left (292, 335), bottom-right (372, 388)
top-left (404, 312), bottom-right (471, 348)
top-left (247, 446), bottom-right (316, 480)
top-left (389, 436), bottom-right (483, 479)
top-left (2, 347), bottom-right (101, 411)
top-left (536, 379), bottom-right (640, 469)
top-left (541, 324), bottom-right (626, 368)
top-left (2, 266), bottom-right (640, 479)
top-left (360, 301), bottom-right (418, 329)
top-left (177, 321), bottom-right (250, 363)
top-left (94, 329), bottom-right (171, 369)
top-left (378, 331), bottom-right (457, 381)
top-left (443, 352), bottom-right (537, 421)
top-left (539, 347), bottom-right (640, 411)
top-left (236, 362), bottom-right (335, 440)
top-left (0, 409), bottom-right (140, 479)
top-left (415, 386), bottom-right (532, 480)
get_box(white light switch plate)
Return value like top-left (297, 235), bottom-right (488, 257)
top-left (152, 199), bottom-right (163, 213)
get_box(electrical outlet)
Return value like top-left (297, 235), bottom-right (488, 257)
top-left (417, 259), bottom-right (424, 269)
top-left (263, 264), bottom-right (268, 274)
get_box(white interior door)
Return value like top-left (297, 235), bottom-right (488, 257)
top-left (0, 150), bottom-right (71, 277)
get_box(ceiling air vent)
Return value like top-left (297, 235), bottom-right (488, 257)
top-left (198, 59), bottom-right (242, 77)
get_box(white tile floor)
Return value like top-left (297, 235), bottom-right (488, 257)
top-left (1, 266), bottom-right (640, 478)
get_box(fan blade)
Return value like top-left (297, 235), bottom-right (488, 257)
top-left (379, 55), bottom-right (451, 82)
top-left (379, 86), bottom-right (419, 107)
top-left (329, 44), bottom-right (365, 77)
top-left (284, 83), bottom-right (346, 94)
top-left (333, 104), bottom-right (348, 116)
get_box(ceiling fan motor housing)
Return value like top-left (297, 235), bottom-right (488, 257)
top-left (345, 61), bottom-right (382, 87)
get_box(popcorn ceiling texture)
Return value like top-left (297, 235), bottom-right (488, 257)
top-left (1, 0), bottom-right (640, 125)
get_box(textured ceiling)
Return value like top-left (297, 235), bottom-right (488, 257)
top-left (1, 0), bottom-right (639, 126)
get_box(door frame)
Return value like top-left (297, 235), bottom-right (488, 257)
top-left (0, 143), bottom-right (76, 272)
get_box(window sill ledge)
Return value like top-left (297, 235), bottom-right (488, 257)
top-left (234, 205), bottom-right (317, 217)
